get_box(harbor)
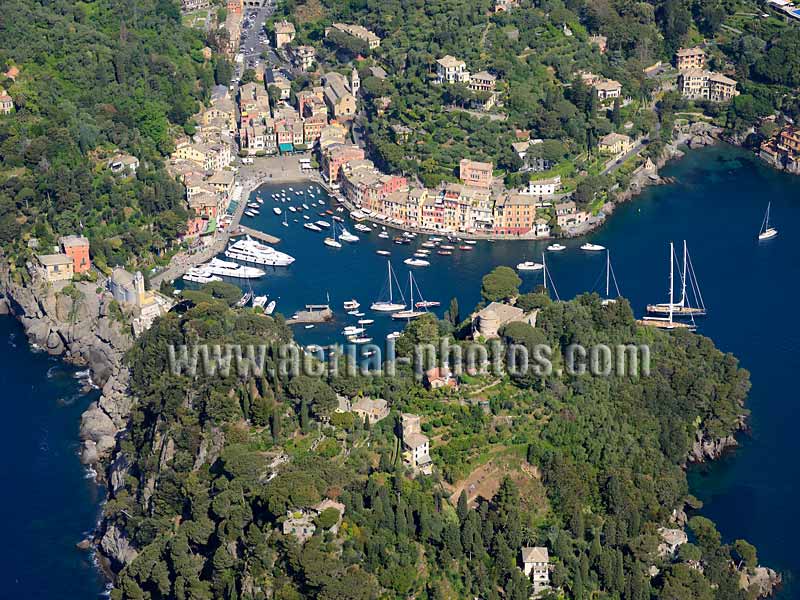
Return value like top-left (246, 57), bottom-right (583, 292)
top-left (174, 148), bottom-right (800, 600)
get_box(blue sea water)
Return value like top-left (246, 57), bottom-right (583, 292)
top-left (3, 143), bottom-right (798, 597)
top-left (0, 317), bottom-right (108, 599)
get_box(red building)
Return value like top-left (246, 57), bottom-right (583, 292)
top-left (59, 235), bottom-right (91, 274)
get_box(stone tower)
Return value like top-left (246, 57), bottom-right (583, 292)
top-left (350, 67), bottom-right (360, 95)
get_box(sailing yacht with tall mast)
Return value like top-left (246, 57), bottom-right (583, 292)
top-left (542, 253), bottom-right (561, 301)
top-left (370, 261), bottom-right (407, 312)
top-left (758, 202), bottom-right (778, 240)
top-left (640, 242), bottom-right (695, 330)
top-left (646, 240), bottom-right (706, 316)
top-left (600, 250), bottom-right (621, 305)
top-left (324, 221), bottom-right (342, 248)
top-left (393, 273), bottom-right (428, 320)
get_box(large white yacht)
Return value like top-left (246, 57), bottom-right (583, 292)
top-left (183, 266), bottom-right (222, 284)
top-left (225, 236), bottom-right (296, 267)
top-left (206, 258), bottom-right (265, 279)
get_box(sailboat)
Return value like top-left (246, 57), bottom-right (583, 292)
top-left (640, 242), bottom-right (696, 330)
top-left (370, 261), bottom-right (406, 312)
top-left (758, 202), bottom-right (778, 240)
top-left (542, 253), bottom-right (561, 301)
top-left (393, 273), bottom-right (427, 320)
top-left (282, 210), bottom-right (289, 228)
top-left (600, 250), bottom-right (621, 305)
top-left (324, 221), bottom-right (342, 248)
top-left (646, 240), bottom-right (706, 316)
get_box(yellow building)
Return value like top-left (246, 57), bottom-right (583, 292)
top-left (599, 132), bottom-right (633, 155)
top-left (37, 254), bottom-right (74, 282)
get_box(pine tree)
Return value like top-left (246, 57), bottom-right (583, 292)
top-left (612, 97), bottom-right (622, 126)
top-left (573, 569), bottom-right (584, 600)
top-left (457, 490), bottom-right (469, 522)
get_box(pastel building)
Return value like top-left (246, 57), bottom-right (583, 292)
top-left (59, 235), bottom-right (91, 274)
top-left (459, 158), bottom-right (493, 189)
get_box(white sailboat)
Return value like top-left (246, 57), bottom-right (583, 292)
top-left (646, 240), bottom-right (706, 316)
top-left (758, 202), bottom-right (778, 240)
top-left (542, 253), bottom-right (561, 301)
top-left (324, 221), bottom-right (342, 248)
top-left (392, 272), bottom-right (427, 320)
top-left (371, 261), bottom-right (406, 312)
top-left (600, 250), bottom-right (621, 305)
top-left (640, 242), bottom-right (696, 330)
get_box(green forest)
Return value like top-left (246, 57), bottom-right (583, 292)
top-left (104, 274), bottom-right (759, 600)
top-left (0, 0), bottom-right (226, 269)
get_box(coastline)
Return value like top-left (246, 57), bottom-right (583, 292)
top-left (0, 138), bottom-right (787, 596)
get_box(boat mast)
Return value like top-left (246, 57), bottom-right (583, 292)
top-left (680, 240), bottom-right (687, 307)
top-left (605, 250), bottom-right (610, 298)
top-left (669, 242), bottom-right (674, 325)
top-left (542, 253), bottom-right (548, 296)
top-left (385, 261), bottom-right (393, 304)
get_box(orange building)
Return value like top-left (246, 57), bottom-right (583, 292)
top-left (459, 158), bottom-right (493, 189)
top-left (59, 235), bottom-right (91, 274)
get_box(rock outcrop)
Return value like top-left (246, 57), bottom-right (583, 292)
top-left (0, 266), bottom-right (136, 467)
top-left (100, 524), bottom-right (139, 570)
top-left (741, 566), bottom-right (782, 598)
top-left (688, 430), bottom-right (739, 463)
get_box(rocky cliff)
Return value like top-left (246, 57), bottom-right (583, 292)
top-left (0, 266), bottom-right (135, 465)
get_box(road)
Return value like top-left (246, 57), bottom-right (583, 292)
top-left (238, 3), bottom-right (284, 76)
top-left (602, 137), bottom-right (648, 176)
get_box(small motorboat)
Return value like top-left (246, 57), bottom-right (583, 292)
top-left (357, 318), bottom-right (375, 325)
top-left (354, 223), bottom-right (372, 233)
top-left (244, 210), bottom-right (257, 217)
top-left (465, 240), bottom-right (477, 245)
top-left (304, 223), bottom-right (322, 232)
top-left (264, 300), bottom-right (276, 315)
top-left (304, 324), bottom-right (315, 329)
top-left (378, 231), bottom-right (390, 239)
top-left (288, 206), bottom-right (297, 213)
top-left (581, 243), bottom-right (605, 251)
top-left (440, 244), bottom-right (455, 250)
top-left (273, 207), bottom-right (282, 215)
top-left (547, 244), bottom-right (566, 251)
top-left (252, 295), bottom-right (268, 309)
top-left (386, 331), bottom-right (402, 340)
top-left (339, 229), bottom-right (359, 243)
top-left (343, 299), bottom-right (360, 311)
top-left (415, 301), bottom-right (441, 308)
top-left (404, 258), bottom-right (430, 267)
top-left (437, 250), bottom-right (452, 256)
top-left (376, 250), bottom-right (391, 256)
top-left (324, 237), bottom-right (342, 248)
top-left (516, 261), bottom-right (544, 272)
top-left (459, 245), bottom-right (473, 251)
top-left (315, 220), bottom-right (331, 229)
top-left (302, 203), bottom-right (309, 210)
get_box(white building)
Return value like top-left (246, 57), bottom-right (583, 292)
top-left (401, 413), bottom-right (432, 474)
top-left (435, 55), bottom-right (470, 85)
top-left (524, 175), bottom-right (561, 197)
top-left (522, 547), bottom-right (550, 593)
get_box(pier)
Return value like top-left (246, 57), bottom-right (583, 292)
top-left (286, 304), bottom-right (334, 325)
top-left (230, 225), bottom-right (281, 245)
